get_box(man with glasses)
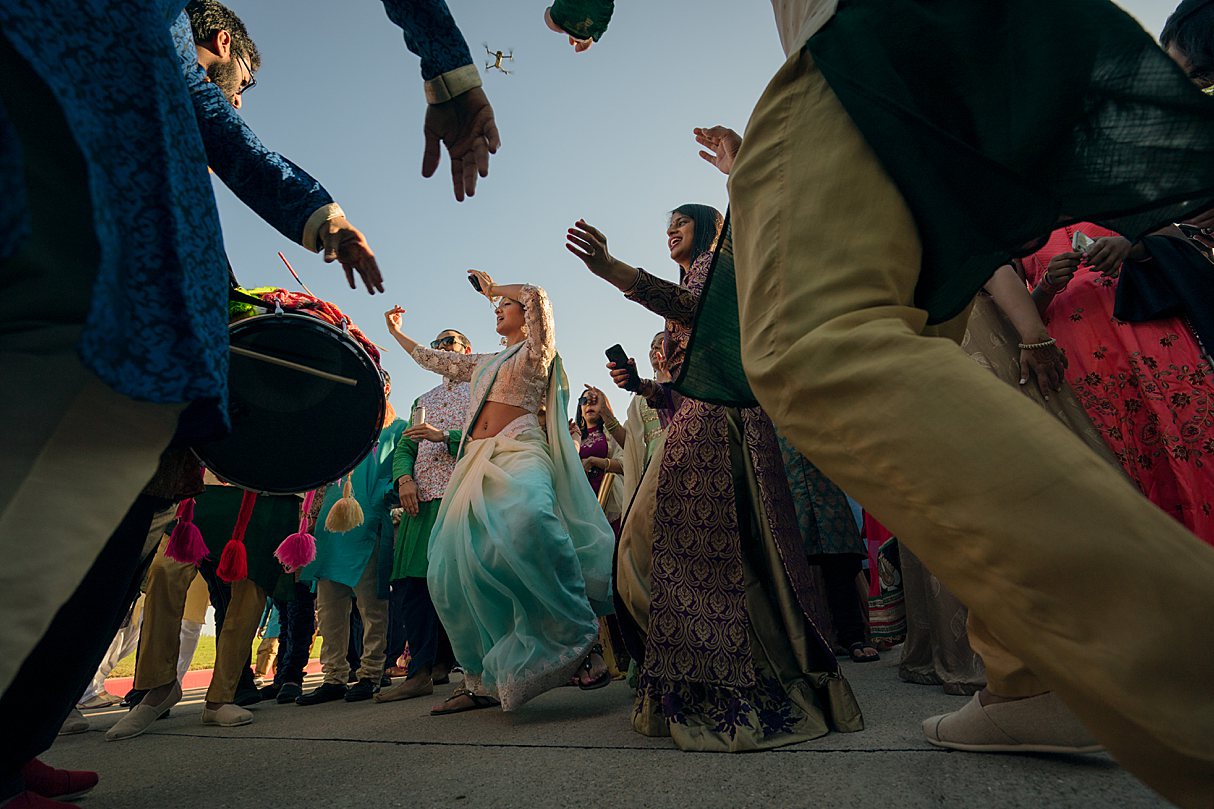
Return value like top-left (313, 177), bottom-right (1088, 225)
top-left (182, 0), bottom-right (381, 289)
top-left (377, 328), bottom-right (473, 703)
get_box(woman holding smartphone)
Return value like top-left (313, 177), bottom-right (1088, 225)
top-left (567, 207), bottom-right (863, 751)
top-left (383, 271), bottom-right (616, 714)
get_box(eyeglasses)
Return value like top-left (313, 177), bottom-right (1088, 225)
top-left (235, 51), bottom-right (257, 96)
top-left (431, 336), bottom-right (464, 349)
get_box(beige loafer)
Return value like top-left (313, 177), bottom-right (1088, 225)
top-left (924, 692), bottom-right (1104, 754)
top-left (201, 703), bottom-right (253, 727)
top-left (374, 678), bottom-right (434, 703)
top-left (105, 683), bottom-right (181, 741)
top-left (58, 708), bottom-right (90, 736)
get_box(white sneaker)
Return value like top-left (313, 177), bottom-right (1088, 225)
top-left (201, 703), bottom-right (253, 727)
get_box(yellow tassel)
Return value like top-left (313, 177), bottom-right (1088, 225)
top-left (324, 475), bottom-right (364, 533)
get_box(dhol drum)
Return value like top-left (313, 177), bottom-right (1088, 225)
top-left (195, 311), bottom-right (385, 494)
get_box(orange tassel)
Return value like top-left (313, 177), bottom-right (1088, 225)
top-left (324, 475), bottom-right (364, 533)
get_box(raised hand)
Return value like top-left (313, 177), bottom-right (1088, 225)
top-left (422, 87), bottom-right (501, 202)
top-left (583, 384), bottom-right (615, 420)
top-left (694, 126), bottom-right (742, 176)
top-left (384, 305), bottom-right (406, 335)
top-left (467, 269), bottom-right (496, 300)
top-left (321, 216), bottom-right (383, 294)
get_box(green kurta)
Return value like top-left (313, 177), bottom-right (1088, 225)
top-left (391, 396), bottom-right (462, 580)
top-left (194, 485), bottom-right (297, 601)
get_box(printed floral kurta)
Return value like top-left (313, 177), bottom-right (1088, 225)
top-left (1023, 224), bottom-right (1214, 545)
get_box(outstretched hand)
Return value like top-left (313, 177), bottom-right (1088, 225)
top-left (566, 220), bottom-right (617, 278)
top-left (321, 216), bottom-right (383, 294)
top-left (423, 87), bottom-right (501, 202)
top-left (694, 126), bottom-right (742, 176)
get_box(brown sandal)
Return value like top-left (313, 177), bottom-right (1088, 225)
top-left (577, 644), bottom-right (611, 691)
top-left (430, 688), bottom-right (500, 715)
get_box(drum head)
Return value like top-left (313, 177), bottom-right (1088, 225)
top-left (195, 313), bottom-right (385, 493)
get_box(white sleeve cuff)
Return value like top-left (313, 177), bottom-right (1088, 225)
top-left (301, 202), bottom-right (346, 252)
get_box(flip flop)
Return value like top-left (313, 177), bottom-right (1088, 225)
top-left (430, 688), bottom-right (500, 715)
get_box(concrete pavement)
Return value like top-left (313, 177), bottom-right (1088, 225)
top-left (47, 654), bottom-right (1165, 808)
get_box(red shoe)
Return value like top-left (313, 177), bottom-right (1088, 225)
top-left (19, 760), bottom-right (98, 801)
top-left (1, 791), bottom-right (80, 808)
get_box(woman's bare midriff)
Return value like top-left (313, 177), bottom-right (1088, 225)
top-left (469, 401), bottom-right (531, 440)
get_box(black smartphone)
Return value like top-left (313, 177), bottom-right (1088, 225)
top-left (468, 274), bottom-right (482, 292)
top-left (605, 344), bottom-right (640, 392)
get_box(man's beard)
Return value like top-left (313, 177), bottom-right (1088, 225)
top-left (206, 59), bottom-right (242, 104)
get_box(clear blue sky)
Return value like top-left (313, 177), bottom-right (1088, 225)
top-left (212, 1), bottom-right (1172, 416)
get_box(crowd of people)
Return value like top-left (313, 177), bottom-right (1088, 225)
top-left (2, 0), bottom-right (1214, 807)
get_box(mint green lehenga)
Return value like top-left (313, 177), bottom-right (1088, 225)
top-left (408, 286), bottom-right (616, 710)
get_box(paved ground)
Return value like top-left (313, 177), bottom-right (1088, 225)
top-left (49, 654), bottom-right (1164, 809)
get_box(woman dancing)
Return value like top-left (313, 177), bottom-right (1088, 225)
top-left (567, 207), bottom-right (863, 751)
top-left (384, 271), bottom-right (616, 713)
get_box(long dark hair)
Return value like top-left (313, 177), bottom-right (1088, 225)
top-left (670, 204), bottom-right (724, 268)
top-left (1163, 0), bottom-right (1214, 80)
top-left (575, 393), bottom-right (602, 440)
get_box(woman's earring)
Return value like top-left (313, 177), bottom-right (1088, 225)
top-left (500, 336), bottom-right (508, 347)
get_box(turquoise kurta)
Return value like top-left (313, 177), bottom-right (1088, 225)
top-left (302, 419), bottom-right (406, 596)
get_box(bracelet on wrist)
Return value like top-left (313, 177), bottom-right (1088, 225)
top-left (1017, 337), bottom-right (1058, 351)
top-left (604, 418), bottom-right (622, 432)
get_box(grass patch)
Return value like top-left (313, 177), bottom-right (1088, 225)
top-left (108, 637), bottom-right (321, 680)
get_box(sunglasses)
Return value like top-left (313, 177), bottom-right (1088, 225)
top-left (431, 335), bottom-right (463, 349)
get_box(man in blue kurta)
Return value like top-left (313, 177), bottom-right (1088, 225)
top-left (298, 380), bottom-right (406, 704)
top-left (0, 2), bottom-right (497, 803)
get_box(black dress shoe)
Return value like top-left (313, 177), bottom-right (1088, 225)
top-left (344, 678), bottom-right (379, 702)
top-left (347, 671), bottom-right (360, 684)
top-left (296, 682), bottom-right (347, 705)
top-left (379, 673), bottom-right (393, 688)
top-left (121, 689), bottom-right (147, 708)
top-left (258, 683), bottom-right (281, 701)
top-left (234, 687), bottom-right (262, 707)
top-left (276, 682), bottom-right (302, 704)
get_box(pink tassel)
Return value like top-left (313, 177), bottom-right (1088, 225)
top-left (275, 490), bottom-right (318, 572)
top-left (165, 498), bottom-right (208, 565)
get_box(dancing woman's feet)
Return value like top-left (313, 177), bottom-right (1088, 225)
top-left (576, 644), bottom-right (610, 690)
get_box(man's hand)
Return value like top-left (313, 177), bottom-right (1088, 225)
top-left (694, 126), bottom-right (742, 176)
top-left (423, 87), bottom-right (501, 202)
top-left (544, 7), bottom-right (593, 51)
top-left (404, 423), bottom-right (446, 443)
top-left (398, 479), bottom-right (420, 518)
top-left (320, 216), bottom-right (383, 294)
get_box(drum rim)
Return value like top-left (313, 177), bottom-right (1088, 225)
top-left (194, 311), bottom-right (387, 494)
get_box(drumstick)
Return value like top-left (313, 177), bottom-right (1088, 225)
top-left (230, 345), bottom-right (357, 386)
top-left (277, 251), bottom-right (316, 297)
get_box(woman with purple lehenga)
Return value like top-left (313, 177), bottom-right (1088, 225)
top-left (567, 206), bottom-right (863, 751)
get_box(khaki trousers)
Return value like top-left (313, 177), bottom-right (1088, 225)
top-left (316, 546), bottom-right (388, 685)
top-left (135, 553), bottom-right (265, 704)
top-left (728, 48), bottom-right (1214, 808)
top-left (254, 636), bottom-right (279, 678)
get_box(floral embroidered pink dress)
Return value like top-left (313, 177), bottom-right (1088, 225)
top-left (1022, 224), bottom-right (1214, 545)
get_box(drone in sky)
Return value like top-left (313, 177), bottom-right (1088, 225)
top-left (484, 44), bottom-right (514, 75)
